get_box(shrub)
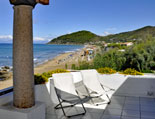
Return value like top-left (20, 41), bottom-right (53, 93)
top-left (142, 70), bottom-right (154, 73)
top-left (35, 69), bottom-right (69, 85)
top-left (93, 50), bottom-right (126, 71)
top-left (122, 68), bottom-right (143, 75)
top-left (78, 61), bottom-right (91, 70)
top-left (34, 74), bottom-right (48, 85)
top-left (42, 69), bottom-right (69, 78)
top-left (65, 64), bottom-right (68, 69)
top-left (71, 64), bottom-right (76, 70)
top-left (97, 67), bottom-right (116, 74)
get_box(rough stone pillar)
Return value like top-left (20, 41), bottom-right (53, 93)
top-left (13, 5), bottom-right (35, 108)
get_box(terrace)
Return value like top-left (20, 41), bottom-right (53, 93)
top-left (1, 73), bottom-right (155, 119)
top-left (1, 1), bottom-right (155, 119)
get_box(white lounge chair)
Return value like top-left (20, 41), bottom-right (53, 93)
top-left (80, 69), bottom-right (114, 105)
top-left (52, 73), bottom-right (86, 118)
top-left (71, 72), bottom-right (90, 98)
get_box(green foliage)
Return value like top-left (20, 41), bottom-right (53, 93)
top-left (34, 74), bottom-right (48, 85)
top-left (100, 26), bottom-right (155, 43)
top-left (78, 61), bottom-right (91, 70)
top-left (107, 43), bottom-right (127, 49)
top-left (48, 30), bottom-right (98, 44)
top-left (42, 69), bottom-right (69, 78)
top-left (121, 68), bottom-right (143, 75)
top-left (123, 38), bottom-right (155, 71)
top-left (65, 64), bottom-right (68, 69)
top-left (93, 50), bottom-right (126, 70)
top-left (97, 67), bottom-right (116, 74)
top-left (35, 69), bottom-right (69, 85)
top-left (141, 70), bottom-right (154, 73)
top-left (71, 64), bottom-right (76, 70)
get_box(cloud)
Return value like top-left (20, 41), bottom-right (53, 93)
top-left (34, 37), bottom-right (46, 41)
top-left (0, 35), bottom-right (13, 43)
top-left (101, 31), bottom-right (111, 36)
top-left (0, 35), bottom-right (12, 40)
top-left (0, 35), bottom-right (52, 43)
top-left (33, 37), bottom-right (52, 43)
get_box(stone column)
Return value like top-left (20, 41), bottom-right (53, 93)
top-left (13, 5), bottom-right (35, 108)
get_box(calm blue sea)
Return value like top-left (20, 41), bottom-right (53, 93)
top-left (0, 43), bottom-right (84, 67)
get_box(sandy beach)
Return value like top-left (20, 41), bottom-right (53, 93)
top-left (0, 48), bottom-right (87, 90)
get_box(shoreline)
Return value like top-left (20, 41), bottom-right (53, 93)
top-left (34, 46), bottom-right (86, 74)
top-left (0, 47), bottom-right (86, 90)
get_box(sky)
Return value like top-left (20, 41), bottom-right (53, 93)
top-left (0, 0), bottom-right (155, 43)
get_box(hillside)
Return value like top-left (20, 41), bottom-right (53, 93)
top-left (100, 26), bottom-right (155, 43)
top-left (48, 31), bottom-right (98, 44)
top-left (48, 26), bottom-right (155, 44)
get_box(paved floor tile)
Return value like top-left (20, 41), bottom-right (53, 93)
top-left (107, 103), bottom-right (123, 109)
top-left (141, 117), bottom-right (155, 119)
top-left (111, 96), bottom-right (125, 104)
top-left (125, 97), bottom-right (139, 102)
top-left (140, 97), bottom-right (155, 102)
top-left (86, 107), bottom-right (104, 113)
top-left (121, 116), bottom-right (140, 119)
top-left (104, 108), bottom-right (122, 116)
top-left (141, 105), bottom-right (155, 112)
top-left (122, 110), bottom-right (140, 117)
top-left (46, 114), bottom-right (58, 119)
top-left (141, 111), bottom-right (155, 118)
top-left (101, 115), bottom-right (121, 119)
top-left (125, 100), bottom-right (139, 105)
top-left (123, 104), bottom-right (139, 111)
top-left (83, 112), bottom-right (103, 119)
top-left (140, 101), bottom-right (155, 106)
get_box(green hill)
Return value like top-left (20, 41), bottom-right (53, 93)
top-left (48, 26), bottom-right (155, 44)
top-left (48, 30), bottom-right (98, 44)
top-left (100, 26), bottom-right (155, 43)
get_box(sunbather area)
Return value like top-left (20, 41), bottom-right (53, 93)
top-left (1, 70), bottom-right (155, 119)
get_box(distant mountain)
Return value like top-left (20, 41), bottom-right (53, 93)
top-left (100, 26), bottom-right (155, 43)
top-left (48, 31), bottom-right (98, 44)
top-left (48, 26), bottom-right (155, 44)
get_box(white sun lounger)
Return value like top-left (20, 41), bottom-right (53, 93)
top-left (80, 69), bottom-right (114, 105)
top-left (52, 73), bottom-right (86, 118)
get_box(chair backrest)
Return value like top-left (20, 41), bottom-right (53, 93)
top-left (53, 73), bottom-right (78, 100)
top-left (71, 72), bottom-right (89, 96)
top-left (80, 69), bottom-right (105, 94)
top-left (71, 72), bottom-right (83, 83)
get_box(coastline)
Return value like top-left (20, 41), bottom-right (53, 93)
top-left (0, 46), bottom-right (86, 90)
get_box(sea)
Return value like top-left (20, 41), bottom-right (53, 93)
top-left (0, 43), bottom-right (84, 68)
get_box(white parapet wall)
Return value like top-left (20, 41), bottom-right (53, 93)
top-left (0, 93), bottom-right (13, 106)
top-left (99, 73), bottom-right (155, 97)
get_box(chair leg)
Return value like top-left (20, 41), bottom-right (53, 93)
top-left (55, 99), bottom-right (86, 118)
top-left (81, 102), bottom-right (86, 114)
top-left (67, 102), bottom-right (86, 118)
top-left (101, 85), bottom-right (111, 104)
top-left (55, 98), bottom-right (67, 117)
top-left (55, 103), bottom-right (74, 109)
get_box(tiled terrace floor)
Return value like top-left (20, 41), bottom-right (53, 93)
top-left (46, 95), bottom-right (155, 119)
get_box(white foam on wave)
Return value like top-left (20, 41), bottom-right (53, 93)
top-left (64, 51), bottom-right (75, 53)
top-left (33, 58), bottom-right (38, 61)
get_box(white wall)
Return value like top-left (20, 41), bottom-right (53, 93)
top-left (99, 74), bottom-right (155, 97)
top-left (0, 92), bottom-right (13, 106)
